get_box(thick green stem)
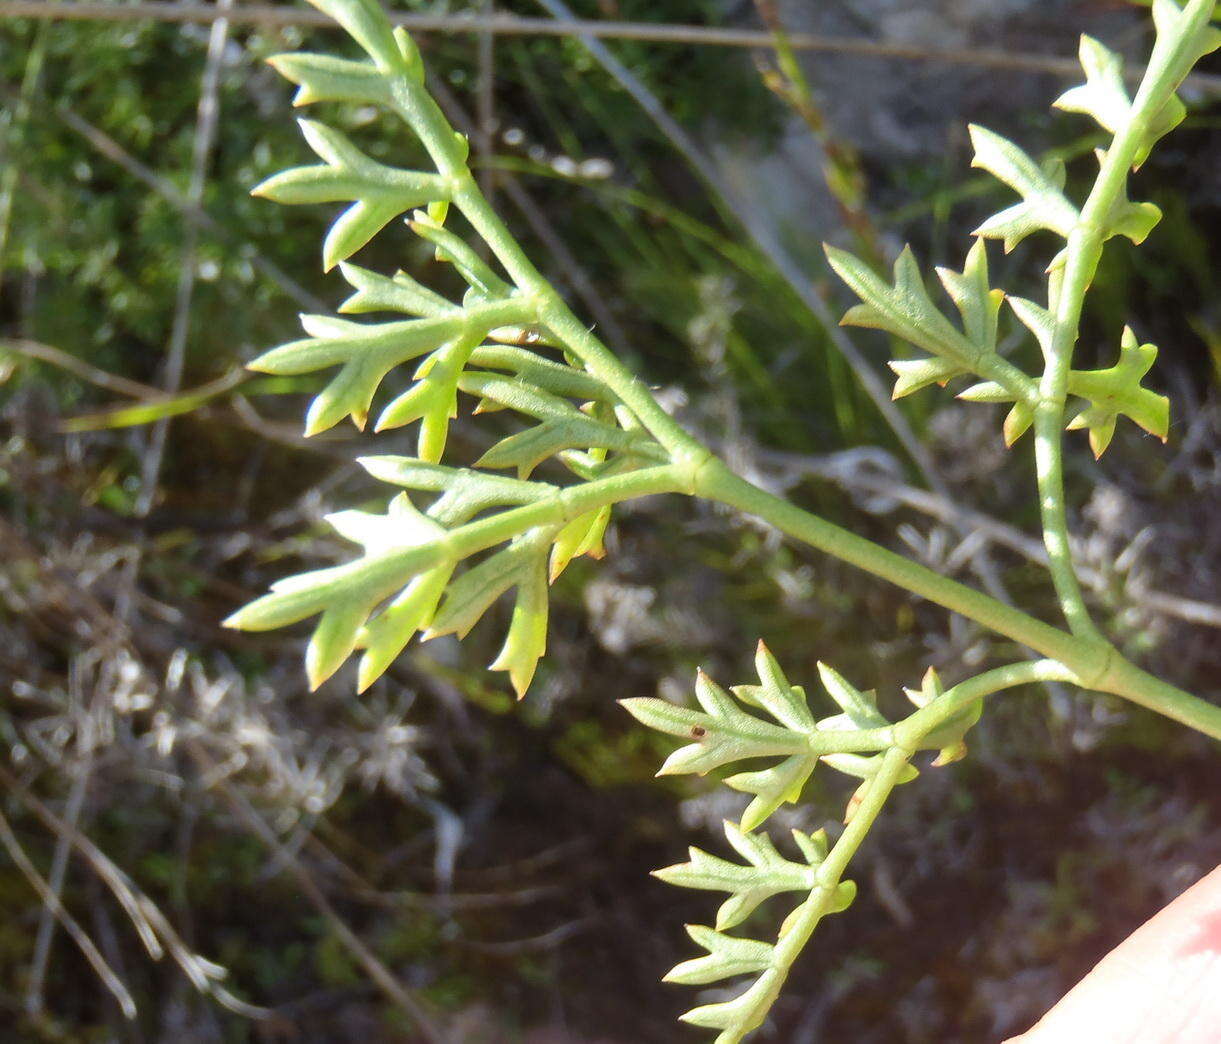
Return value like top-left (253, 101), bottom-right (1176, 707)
top-left (694, 460), bottom-right (1221, 740)
top-left (757, 746), bottom-right (912, 1014)
top-left (891, 659), bottom-right (1221, 760)
top-left (1033, 0), bottom-right (1215, 638)
top-left (377, 16), bottom-right (1221, 746)
top-left (893, 660), bottom-right (1078, 750)
top-left (1099, 656), bottom-right (1221, 742)
top-left (695, 459), bottom-right (1108, 675)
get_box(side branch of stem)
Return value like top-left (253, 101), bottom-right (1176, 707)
top-left (374, 12), bottom-right (1221, 746)
top-left (1031, 0), bottom-right (1216, 638)
top-left (695, 460), bottom-right (1221, 741)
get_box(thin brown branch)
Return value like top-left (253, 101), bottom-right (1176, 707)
top-left (0, 805), bottom-right (138, 1019)
top-left (185, 743), bottom-right (445, 1043)
top-left (1, 338), bottom-right (156, 399)
top-left (0, 763), bottom-right (268, 1018)
top-left (1, 1), bottom-right (1220, 92)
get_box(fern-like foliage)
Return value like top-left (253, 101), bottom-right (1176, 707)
top-left (825, 12), bottom-right (1217, 456)
top-left (226, 0), bottom-right (1221, 1039)
top-left (623, 644), bottom-right (920, 830)
top-left (625, 648), bottom-right (985, 1043)
top-left (226, 0), bottom-right (681, 696)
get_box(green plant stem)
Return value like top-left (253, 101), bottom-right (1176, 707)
top-left (696, 459), bottom-right (1105, 670)
top-left (386, 75), bottom-right (709, 460)
top-left (1097, 655), bottom-right (1221, 739)
top-left (378, 24), bottom-right (1221, 746)
top-left (384, 24), bottom-right (1103, 658)
top-left (757, 652), bottom-right (1209, 1039)
top-left (537, 303), bottom-right (710, 460)
top-left (757, 664), bottom-right (1077, 1027)
top-left (695, 459), bottom-right (1221, 741)
top-left (893, 656), bottom-right (1221, 747)
top-left (1032, 0), bottom-right (1215, 639)
top-left (893, 660), bottom-right (1077, 749)
top-left (816, 746), bottom-right (912, 886)
top-left (754, 746), bottom-right (912, 1026)
top-left (443, 462), bottom-right (684, 550)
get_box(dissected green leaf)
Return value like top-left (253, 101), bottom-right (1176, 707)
top-left (827, 240), bottom-right (1027, 406)
top-left (356, 565), bottom-right (453, 692)
top-left (425, 536), bottom-right (544, 641)
top-left (376, 331), bottom-right (485, 462)
top-left (652, 821), bottom-right (820, 931)
top-left (488, 550), bottom-right (549, 697)
top-left (223, 542), bottom-right (443, 634)
top-left (247, 1), bottom-right (1211, 1039)
top-left (1101, 177), bottom-right (1163, 245)
top-left (741, 642), bottom-right (816, 732)
top-left (548, 505), bottom-right (611, 581)
top-left (725, 754), bottom-right (818, 833)
top-left (821, 751), bottom-right (919, 785)
top-left (225, 495), bottom-right (457, 687)
top-left (474, 417), bottom-right (663, 479)
top-left (679, 970), bottom-right (782, 1044)
top-left (358, 456), bottom-right (554, 526)
top-left (656, 821), bottom-right (860, 1042)
top-left (306, 601), bottom-right (368, 690)
top-left (253, 121), bottom-right (450, 271)
top-left (267, 51), bottom-right (391, 108)
top-left (1054, 36), bottom-right (1131, 134)
top-left (934, 240), bottom-right (1004, 355)
top-left (1052, 31), bottom-right (1187, 171)
top-left (1066, 325), bottom-right (1169, 457)
top-left (663, 926), bottom-right (774, 987)
top-left (887, 357), bottom-right (967, 400)
top-left (621, 673), bottom-right (809, 778)
top-left (249, 313), bottom-right (466, 434)
top-left (1007, 295), bottom-right (1057, 363)
top-left (825, 245), bottom-right (976, 363)
top-left (459, 370), bottom-right (583, 421)
top-left (467, 345), bottom-right (615, 402)
top-left (627, 654), bottom-right (905, 831)
top-left (969, 125), bottom-right (1079, 250)
top-left (408, 210), bottom-right (513, 299)
top-left (249, 300), bottom-right (532, 435)
top-left (303, 0), bottom-right (406, 76)
top-left (815, 663), bottom-right (888, 731)
top-left (337, 261), bottom-right (455, 317)
top-left (901, 667), bottom-right (981, 765)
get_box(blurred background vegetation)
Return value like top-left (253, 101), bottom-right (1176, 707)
top-left (1, 0), bottom-right (1219, 1040)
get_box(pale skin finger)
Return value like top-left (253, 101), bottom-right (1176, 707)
top-left (1005, 866), bottom-right (1221, 1044)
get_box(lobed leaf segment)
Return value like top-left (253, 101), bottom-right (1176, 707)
top-left (625, 646), bottom-right (989, 1043)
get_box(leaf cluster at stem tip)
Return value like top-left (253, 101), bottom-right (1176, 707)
top-left (625, 646), bottom-right (989, 1042)
top-left (226, 0), bottom-right (687, 697)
